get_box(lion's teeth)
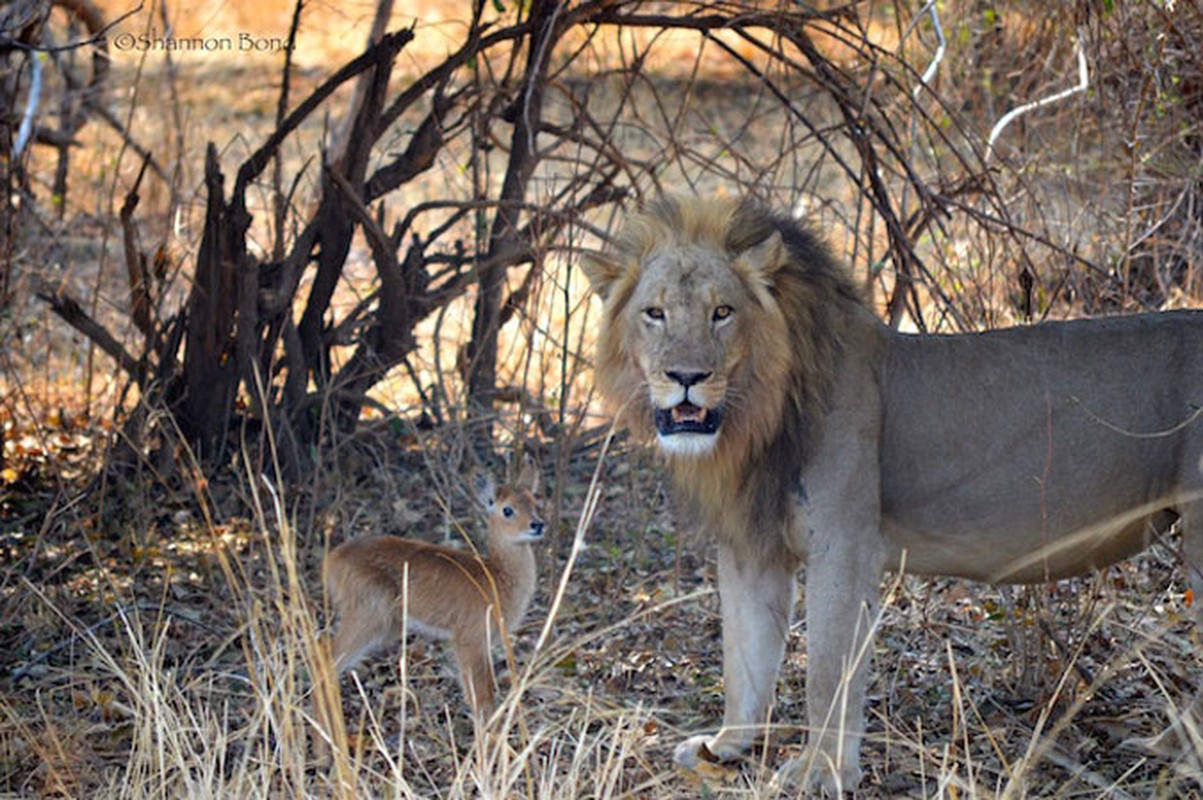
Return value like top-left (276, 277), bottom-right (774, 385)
top-left (673, 404), bottom-right (706, 423)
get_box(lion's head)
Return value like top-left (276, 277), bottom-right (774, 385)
top-left (583, 197), bottom-right (862, 547)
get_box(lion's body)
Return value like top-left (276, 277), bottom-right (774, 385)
top-left (881, 314), bottom-right (1203, 581)
top-left (583, 196), bottom-right (1203, 792)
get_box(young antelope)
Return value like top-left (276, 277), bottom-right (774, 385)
top-left (324, 464), bottom-right (543, 718)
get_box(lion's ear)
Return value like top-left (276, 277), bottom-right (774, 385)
top-left (580, 251), bottom-right (627, 301)
top-left (735, 230), bottom-right (787, 285)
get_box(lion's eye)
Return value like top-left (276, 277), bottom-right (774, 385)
top-left (713, 305), bottom-right (734, 322)
top-left (643, 307), bottom-right (665, 323)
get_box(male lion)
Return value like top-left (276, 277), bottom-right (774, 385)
top-left (582, 196), bottom-right (1203, 792)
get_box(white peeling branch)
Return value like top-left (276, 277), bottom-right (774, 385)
top-left (908, 0), bottom-right (945, 101)
top-left (14, 52), bottom-right (43, 158)
top-left (986, 26), bottom-right (1089, 161)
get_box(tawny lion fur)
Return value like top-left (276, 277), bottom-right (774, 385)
top-left (583, 195), bottom-right (1203, 792)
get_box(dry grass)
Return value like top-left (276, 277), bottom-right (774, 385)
top-left (5, 425), bottom-right (1203, 798)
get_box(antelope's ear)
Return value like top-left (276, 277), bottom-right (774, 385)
top-left (580, 251), bottom-right (624, 301)
top-left (515, 455), bottom-right (539, 495)
top-left (473, 471), bottom-right (497, 509)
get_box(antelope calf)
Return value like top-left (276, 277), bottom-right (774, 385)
top-left (324, 464), bottom-right (544, 719)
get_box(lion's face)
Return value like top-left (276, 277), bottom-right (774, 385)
top-left (622, 245), bottom-right (758, 456)
top-left (584, 202), bottom-right (794, 461)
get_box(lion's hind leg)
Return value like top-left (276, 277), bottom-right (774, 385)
top-left (1171, 500), bottom-right (1203, 753)
top-left (1128, 499), bottom-right (1203, 763)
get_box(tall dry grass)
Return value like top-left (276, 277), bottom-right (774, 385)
top-left (8, 451), bottom-right (1203, 797)
top-left (8, 431), bottom-right (678, 798)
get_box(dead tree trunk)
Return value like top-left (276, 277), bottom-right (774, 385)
top-left (465, 0), bottom-right (561, 450)
top-left (176, 145), bottom-right (251, 460)
top-left (174, 30), bottom-right (414, 464)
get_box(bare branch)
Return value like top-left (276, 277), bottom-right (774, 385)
top-left (38, 287), bottom-right (141, 377)
top-left (233, 27), bottom-right (414, 202)
top-left (120, 157), bottom-right (153, 339)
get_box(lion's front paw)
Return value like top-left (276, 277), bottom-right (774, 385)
top-left (772, 750), bottom-right (862, 796)
top-left (672, 732), bottom-right (748, 769)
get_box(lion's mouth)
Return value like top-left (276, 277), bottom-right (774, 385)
top-left (655, 402), bottom-right (723, 437)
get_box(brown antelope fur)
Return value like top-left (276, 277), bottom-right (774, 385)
top-left (323, 463), bottom-right (544, 719)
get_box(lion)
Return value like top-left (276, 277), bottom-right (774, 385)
top-left (581, 195), bottom-right (1203, 792)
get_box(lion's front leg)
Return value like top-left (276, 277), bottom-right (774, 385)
top-left (779, 532), bottom-right (885, 794)
top-left (673, 542), bottom-right (797, 768)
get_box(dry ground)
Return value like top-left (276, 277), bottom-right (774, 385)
top-left (4, 423), bottom-right (1203, 797)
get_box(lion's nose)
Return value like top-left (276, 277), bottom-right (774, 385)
top-left (666, 370), bottom-right (712, 388)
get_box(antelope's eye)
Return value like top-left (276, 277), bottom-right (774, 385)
top-left (713, 304), bottom-right (734, 322)
top-left (643, 307), bottom-right (665, 322)
top-left (503, 506), bottom-right (515, 518)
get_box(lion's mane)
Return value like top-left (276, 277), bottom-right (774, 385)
top-left (593, 197), bottom-right (864, 559)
